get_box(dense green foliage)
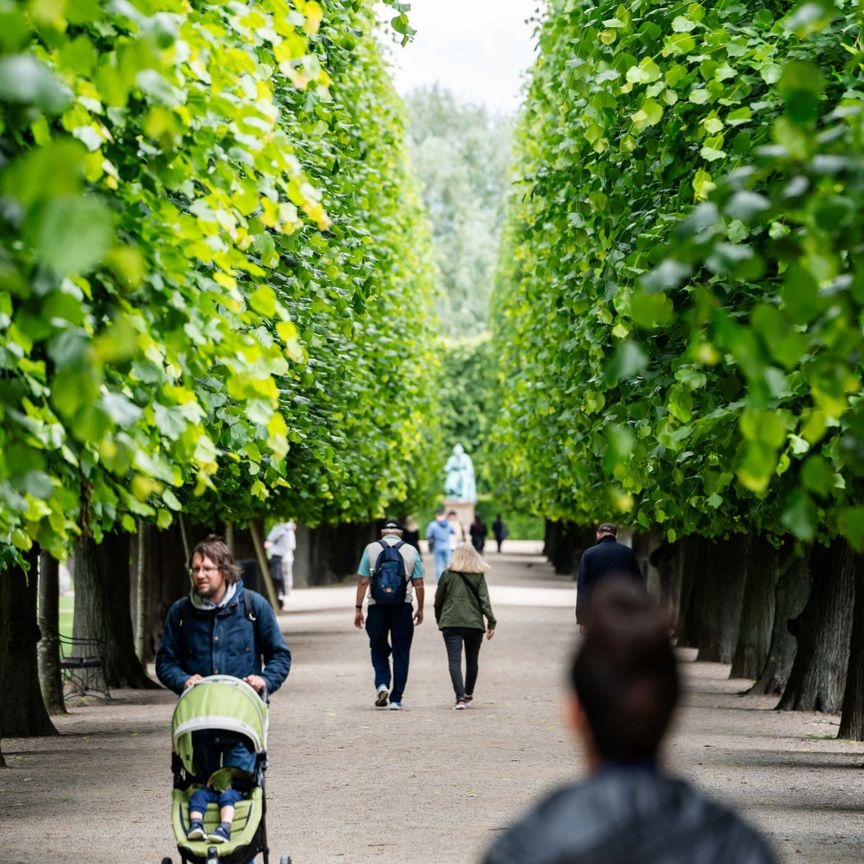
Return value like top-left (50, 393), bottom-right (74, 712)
top-left (0, 0), bottom-right (439, 558)
top-left (438, 335), bottom-right (495, 462)
top-left (494, 0), bottom-right (864, 546)
top-left (406, 86), bottom-right (512, 335)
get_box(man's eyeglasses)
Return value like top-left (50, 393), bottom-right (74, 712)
top-left (189, 566), bottom-right (220, 575)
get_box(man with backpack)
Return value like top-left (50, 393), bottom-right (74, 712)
top-left (354, 518), bottom-right (425, 710)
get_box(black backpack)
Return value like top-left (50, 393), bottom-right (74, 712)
top-left (370, 540), bottom-right (408, 604)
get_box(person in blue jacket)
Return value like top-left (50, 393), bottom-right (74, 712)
top-left (426, 507), bottom-right (457, 582)
top-left (156, 535), bottom-right (291, 842)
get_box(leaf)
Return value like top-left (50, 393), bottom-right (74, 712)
top-left (781, 490), bottom-right (818, 542)
top-left (672, 16), bottom-right (697, 32)
top-left (784, 3), bottom-right (833, 37)
top-left (0, 55), bottom-right (72, 113)
top-left (801, 456), bottom-right (834, 497)
top-left (781, 265), bottom-right (822, 325)
top-left (605, 341), bottom-right (648, 386)
top-left (839, 508), bottom-right (864, 551)
top-left (642, 100), bottom-right (663, 126)
top-left (725, 191), bottom-right (770, 222)
top-left (30, 196), bottom-right (113, 275)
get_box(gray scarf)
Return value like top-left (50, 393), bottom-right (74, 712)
top-left (189, 580), bottom-right (239, 611)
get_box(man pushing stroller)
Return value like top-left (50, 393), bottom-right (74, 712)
top-left (156, 535), bottom-right (291, 845)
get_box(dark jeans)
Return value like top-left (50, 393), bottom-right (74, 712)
top-left (442, 627), bottom-right (483, 700)
top-left (365, 603), bottom-right (414, 703)
top-left (270, 555), bottom-right (285, 595)
top-left (189, 786), bottom-right (244, 816)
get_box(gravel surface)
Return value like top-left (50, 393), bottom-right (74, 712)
top-left (2, 544), bottom-right (864, 863)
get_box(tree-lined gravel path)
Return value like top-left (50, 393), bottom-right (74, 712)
top-left (2, 544), bottom-right (864, 863)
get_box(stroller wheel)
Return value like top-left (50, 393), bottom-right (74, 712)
top-left (279, 857), bottom-right (292, 864)
top-left (161, 859), bottom-right (172, 864)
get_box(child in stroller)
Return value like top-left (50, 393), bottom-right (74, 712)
top-left (187, 763), bottom-right (252, 844)
top-left (165, 675), bottom-right (289, 864)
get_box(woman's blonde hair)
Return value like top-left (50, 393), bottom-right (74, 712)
top-left (448, 542), bottom-right (490, 574)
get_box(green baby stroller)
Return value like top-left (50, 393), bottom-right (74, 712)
top-left (161, 675), bottom-right (290, 864)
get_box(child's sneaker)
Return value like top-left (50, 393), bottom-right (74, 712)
top-left (187, 820), bottom-right (206, 841)
top-left (208, 823), bottom-right (232, 844)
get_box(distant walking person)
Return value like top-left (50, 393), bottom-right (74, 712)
top-left (401, 515), bottom-right (421, 552)
top-left (483, 583), bottom-right (778, 864)
top-left (265, 520), bottom-right (296, 608)
top-left (434, 543), bottom-right (496, 709)
top-left (426, 507), bottom-right (456, 583)
top-left (354, 519), bottom-right (424, 711)
top-left (492, 514), bottom-right (507, 553)
top-left (576, 523), bottom-right (644, 628)
top-left (469, 514), bottom-right (487, 554)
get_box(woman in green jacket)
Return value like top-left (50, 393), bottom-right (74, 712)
top-left (434, 542), bottom-right (496, 709)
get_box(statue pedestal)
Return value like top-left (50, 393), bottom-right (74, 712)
top-left (444, 499), bottom-right (475, 542)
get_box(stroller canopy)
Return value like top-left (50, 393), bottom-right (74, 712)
top-left (171, 676), bottom-right (269, 776)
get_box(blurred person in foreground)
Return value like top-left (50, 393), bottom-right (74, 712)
top-left (482, 581), bottom-right (777, 864)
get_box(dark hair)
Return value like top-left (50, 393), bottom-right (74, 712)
top-left (570, 581), bottom-right (678, 762)
top-left (190, 535), bottom-right (242, 584)
top-left (597, 523), bottom-right (618, 536)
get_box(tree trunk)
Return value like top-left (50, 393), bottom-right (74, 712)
top-left (37, 551), bottom-right (66, 715)
top-left (74, 532), bottom-right (157, 689)
top-left (749, 551), bottom-right (811, 696)
top-left (681, 536), bottom-right (749, 663)
top-left (543, 519), bottom-right (555, 560)
top-left (838, 552), bottom-right (864, 739)
top-left (147, 524), bottom-right (190, 660)
top-left (133, 522), bottom-right (150, 664)
top-left (307, 523), bottom-right (375, 586)
top-left (0, 548), bottom-right (57, 737)
top-left (546, 521), bottom-right (595, 577)
top-left (0, 562), bottom-right (13, 766)
top-left (250, 519), bottom-right (279, 610)
top-left (778, 538), bottom-right (855, 712)
top-left (674, 536), bottom-right (703, 646)
top-left (730, 538), bottom-right (778, 679)
top-left (649, 540), bottom-right (681, 621)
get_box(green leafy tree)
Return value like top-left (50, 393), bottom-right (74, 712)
top-left (406, 85), bottom-right (512, 335)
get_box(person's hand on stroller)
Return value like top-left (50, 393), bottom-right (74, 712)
top-left (184, 674), bottom-right (204, 688)
top-left (244, 674), bottom-right (266, 693)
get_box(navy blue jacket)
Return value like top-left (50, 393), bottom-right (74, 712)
top-left (576, 536), bottom-right (644, 623)
top-left (155, 580), bottom-right (291, 696)
top-left (483, 768), bottom-right (777, 864)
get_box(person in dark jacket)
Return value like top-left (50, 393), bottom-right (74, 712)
top-left (469, 514), bottom-right (487, 553)
top-left (576, 522), bottom-right (644, 626)
top-left (492, 515), bottom-right (507, 553)
top-left (156, 535), bottom-right (292, 844)
top-left (156, 535), bottom-right (292, 698)
top-left (482, 582), bottom-right (777, 864)
top-left (434, 543), bottom-right (496, 709)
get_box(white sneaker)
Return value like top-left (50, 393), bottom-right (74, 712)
top-left (389, 701), bottom-right (402, 710)
top-left (454, 700), bottom-right (467, 710)
top-left (375, 686), bottom-right (389, 707)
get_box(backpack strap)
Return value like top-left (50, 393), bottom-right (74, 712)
top-left (244, 589), bottom-right (261, 663)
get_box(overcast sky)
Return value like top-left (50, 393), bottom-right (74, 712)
top-left (382, 0), bottom-right (540, 115)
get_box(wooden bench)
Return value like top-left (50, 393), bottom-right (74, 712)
top-left (59, 634), bottom-right (111, 699)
